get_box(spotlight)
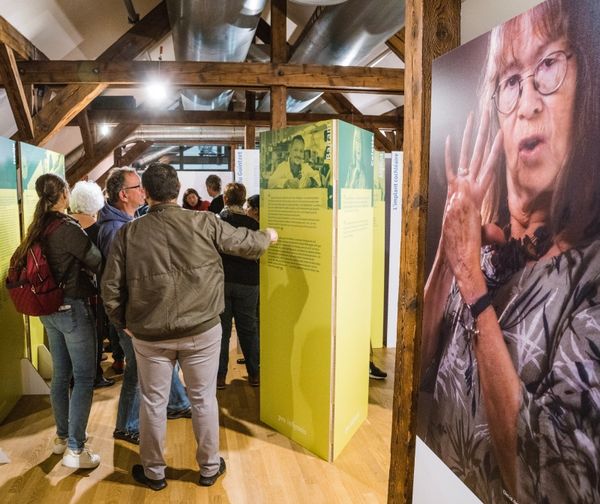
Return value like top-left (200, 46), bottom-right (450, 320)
top-left (146, 81), bottom-right (168, 106)
top-left (99, 124), bottom-right (110, 136)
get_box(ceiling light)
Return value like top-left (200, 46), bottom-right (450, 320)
top-left (146, 80), bottom-right (168, 106)
top-left (99, 124), bottom-right (110, 136)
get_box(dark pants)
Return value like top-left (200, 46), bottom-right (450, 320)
top-left (218, 282), bottom-right (259, 379)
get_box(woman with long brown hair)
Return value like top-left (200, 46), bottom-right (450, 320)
top-left (14, 173), bottom-right (103, 469)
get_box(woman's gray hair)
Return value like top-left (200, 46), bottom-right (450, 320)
top-left (70, 181), bottom-right (105, 215)
top-left (479, 0), bottom-right (600, 244)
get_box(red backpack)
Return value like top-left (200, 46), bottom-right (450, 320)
top-left (6, 219), bottom-right (65, 316)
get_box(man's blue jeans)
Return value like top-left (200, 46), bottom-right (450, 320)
top-left (41, 298), bottom-right (96, 450)
top-left (116, 331), bottom-right (191, 434)
top-left (219, 282), bottom-right (259, 379)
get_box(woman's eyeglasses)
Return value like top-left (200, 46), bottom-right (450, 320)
top-left (492, 50), bottom-right (572, 115)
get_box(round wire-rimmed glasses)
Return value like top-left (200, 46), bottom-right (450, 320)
top-left (492, 50), bottom-right (573, 115)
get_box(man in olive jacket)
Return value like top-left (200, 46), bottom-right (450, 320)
top-left (101, 163), bottom-right (277, 490)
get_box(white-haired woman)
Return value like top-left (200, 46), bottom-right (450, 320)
top-left (70, 181), bottom-right (114, 388)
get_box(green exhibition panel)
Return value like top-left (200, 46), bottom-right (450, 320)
top-left (0, 137), bottom-right (25, 421)
top-left (371, 151), bottom-right (385, 349)
top-left (19, 142), bottom-right (65, 369)
top-left (259, 120), bottom-right (374, 461)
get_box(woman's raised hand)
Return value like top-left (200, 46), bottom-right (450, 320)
top-left (442, 112), bottom-right (503, 303)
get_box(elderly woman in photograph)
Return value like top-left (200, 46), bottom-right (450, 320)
top-left (421, 1), bottom-right (600, 502)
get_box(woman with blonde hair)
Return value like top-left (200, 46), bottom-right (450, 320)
top-left (70, 180), bottom-right (114, 389)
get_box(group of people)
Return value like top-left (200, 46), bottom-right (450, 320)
top-left (16, 163), bottom-right (277, 490)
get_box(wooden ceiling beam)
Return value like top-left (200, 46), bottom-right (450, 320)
top-left (0, 16), bottom-right (48, 61)
top-left (322, 91), bottom-right (399, 152)
top-left (0, 44), bottom-right (34, 140)
top-left (289, 7), bottom-right (324, 59)
top-left (77, 110), bottom-right (95, 157)
top-left (386, 27), bottom-right (406, 61)
top-left (82, 109), bottom-right (401, 129)
top-left (255, 18), bottom-right (272, 45)
top-left (322, 91), bottom-right (361, 115)
top-left (115, 140), bottom-right (152, 167)
top-left (66, 123), bottom-right (139, 184)
top-left (16, 60), bottom-right (403, 94)
top-left (23, 1), bottom-right (171, 147)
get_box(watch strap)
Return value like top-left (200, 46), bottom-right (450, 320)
top-left (469, 291), bottom-right (492, 319)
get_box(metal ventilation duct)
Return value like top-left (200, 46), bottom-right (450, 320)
top-left (121, 125), bottom-right (257, 143)
top-left (260, 0), bottom-right (405, 112)
top-left (166, 0), bottom-right (268, 110)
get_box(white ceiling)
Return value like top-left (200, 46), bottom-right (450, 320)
top-left (0, 0), bottom-right (542, 156)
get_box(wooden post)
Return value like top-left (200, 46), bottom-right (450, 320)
top-left (387, 1), bottom-right (460, 503)
top-left (245, 90), bottom-right (256, 149)
top-left (270, 0), bottom-right (287, 131)
top-left (229, 144), bottom-right (237, 172)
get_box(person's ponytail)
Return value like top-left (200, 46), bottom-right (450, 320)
top-left (11, 173), bottom-right (68, 268)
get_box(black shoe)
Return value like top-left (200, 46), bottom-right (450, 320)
top-left (113, 429), bottom-right (140, 445)
top-left (167, 407), bottom-right (192, 420)
top-left (132, 464), bottom-right (167, 491)
top-left (369, 362), bottom-right (387, 380)
top-left (199, 457), bottom-right (226, 487)
top-left (94, 376), bottom-right (115, 388)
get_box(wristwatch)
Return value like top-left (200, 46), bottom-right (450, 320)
top-left (468, 291), bottom-right (493, 319)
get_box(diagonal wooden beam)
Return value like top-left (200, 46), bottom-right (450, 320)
top-left (255, 18), bottom-right (272, 45)
top-left (322, 91), bottom-right (361, 114)
top-left (322, 91), bottom-right (396, 152)
top-left (0, 44), bottom-right (34, 140)
top-left (66, 123), bottom-right (139, 184)
top-left (388, 1), bottom-right (460, 502)
top-left (116, 140), bottom-right (152, 167)
top-left (386, 27), bottom-right (406, 62)
top-left (24, 1), bottom-right (170, 147)
top-left (289, 7), bottom-right (325, 59)
top-left (77, 110), bottom-right (95, 157)
top-left (0, 16), bottom-right (48, 61)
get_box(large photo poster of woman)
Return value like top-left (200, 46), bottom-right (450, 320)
top-left (418, 1), bottom-right (600, 503)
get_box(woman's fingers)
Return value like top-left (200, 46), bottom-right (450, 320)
top-left (458, 112), bottom-right (474, 175)
top-left (477, 130), bottom-right (504, 198)
top-left (468, 112), bottom-right (490, 181)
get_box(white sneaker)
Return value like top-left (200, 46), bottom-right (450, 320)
top-left (62, 446), bottom-right (101, 469)
top-left (52, 437), bottom-right (67, 455)
top-left (52, 432), bottom-right (89, 455)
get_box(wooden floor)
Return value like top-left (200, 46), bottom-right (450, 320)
top-left (0, 348), bottom-right (393, 504)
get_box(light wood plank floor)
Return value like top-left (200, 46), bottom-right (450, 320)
top-left (0, 348), bottom-right (393, 504)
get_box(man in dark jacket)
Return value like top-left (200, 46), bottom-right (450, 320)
top-left (102, 163), bottom-right (277, 490)
top-left (98, 168), bottom-right (192, 447)
top-left (206, 174), bottom-right (224, 214)
top-left (217, 183), bottom-right (261, 389)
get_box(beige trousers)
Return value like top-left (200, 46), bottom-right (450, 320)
top-left (132, 324), bottom-right (222, 480)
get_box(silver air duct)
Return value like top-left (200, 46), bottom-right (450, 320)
top-left (260, 0), bottom-right (405, 112)
top-left (121, 125), bottom-right (261, 144)
top-left (166, 0), bottom-right (268, 110)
